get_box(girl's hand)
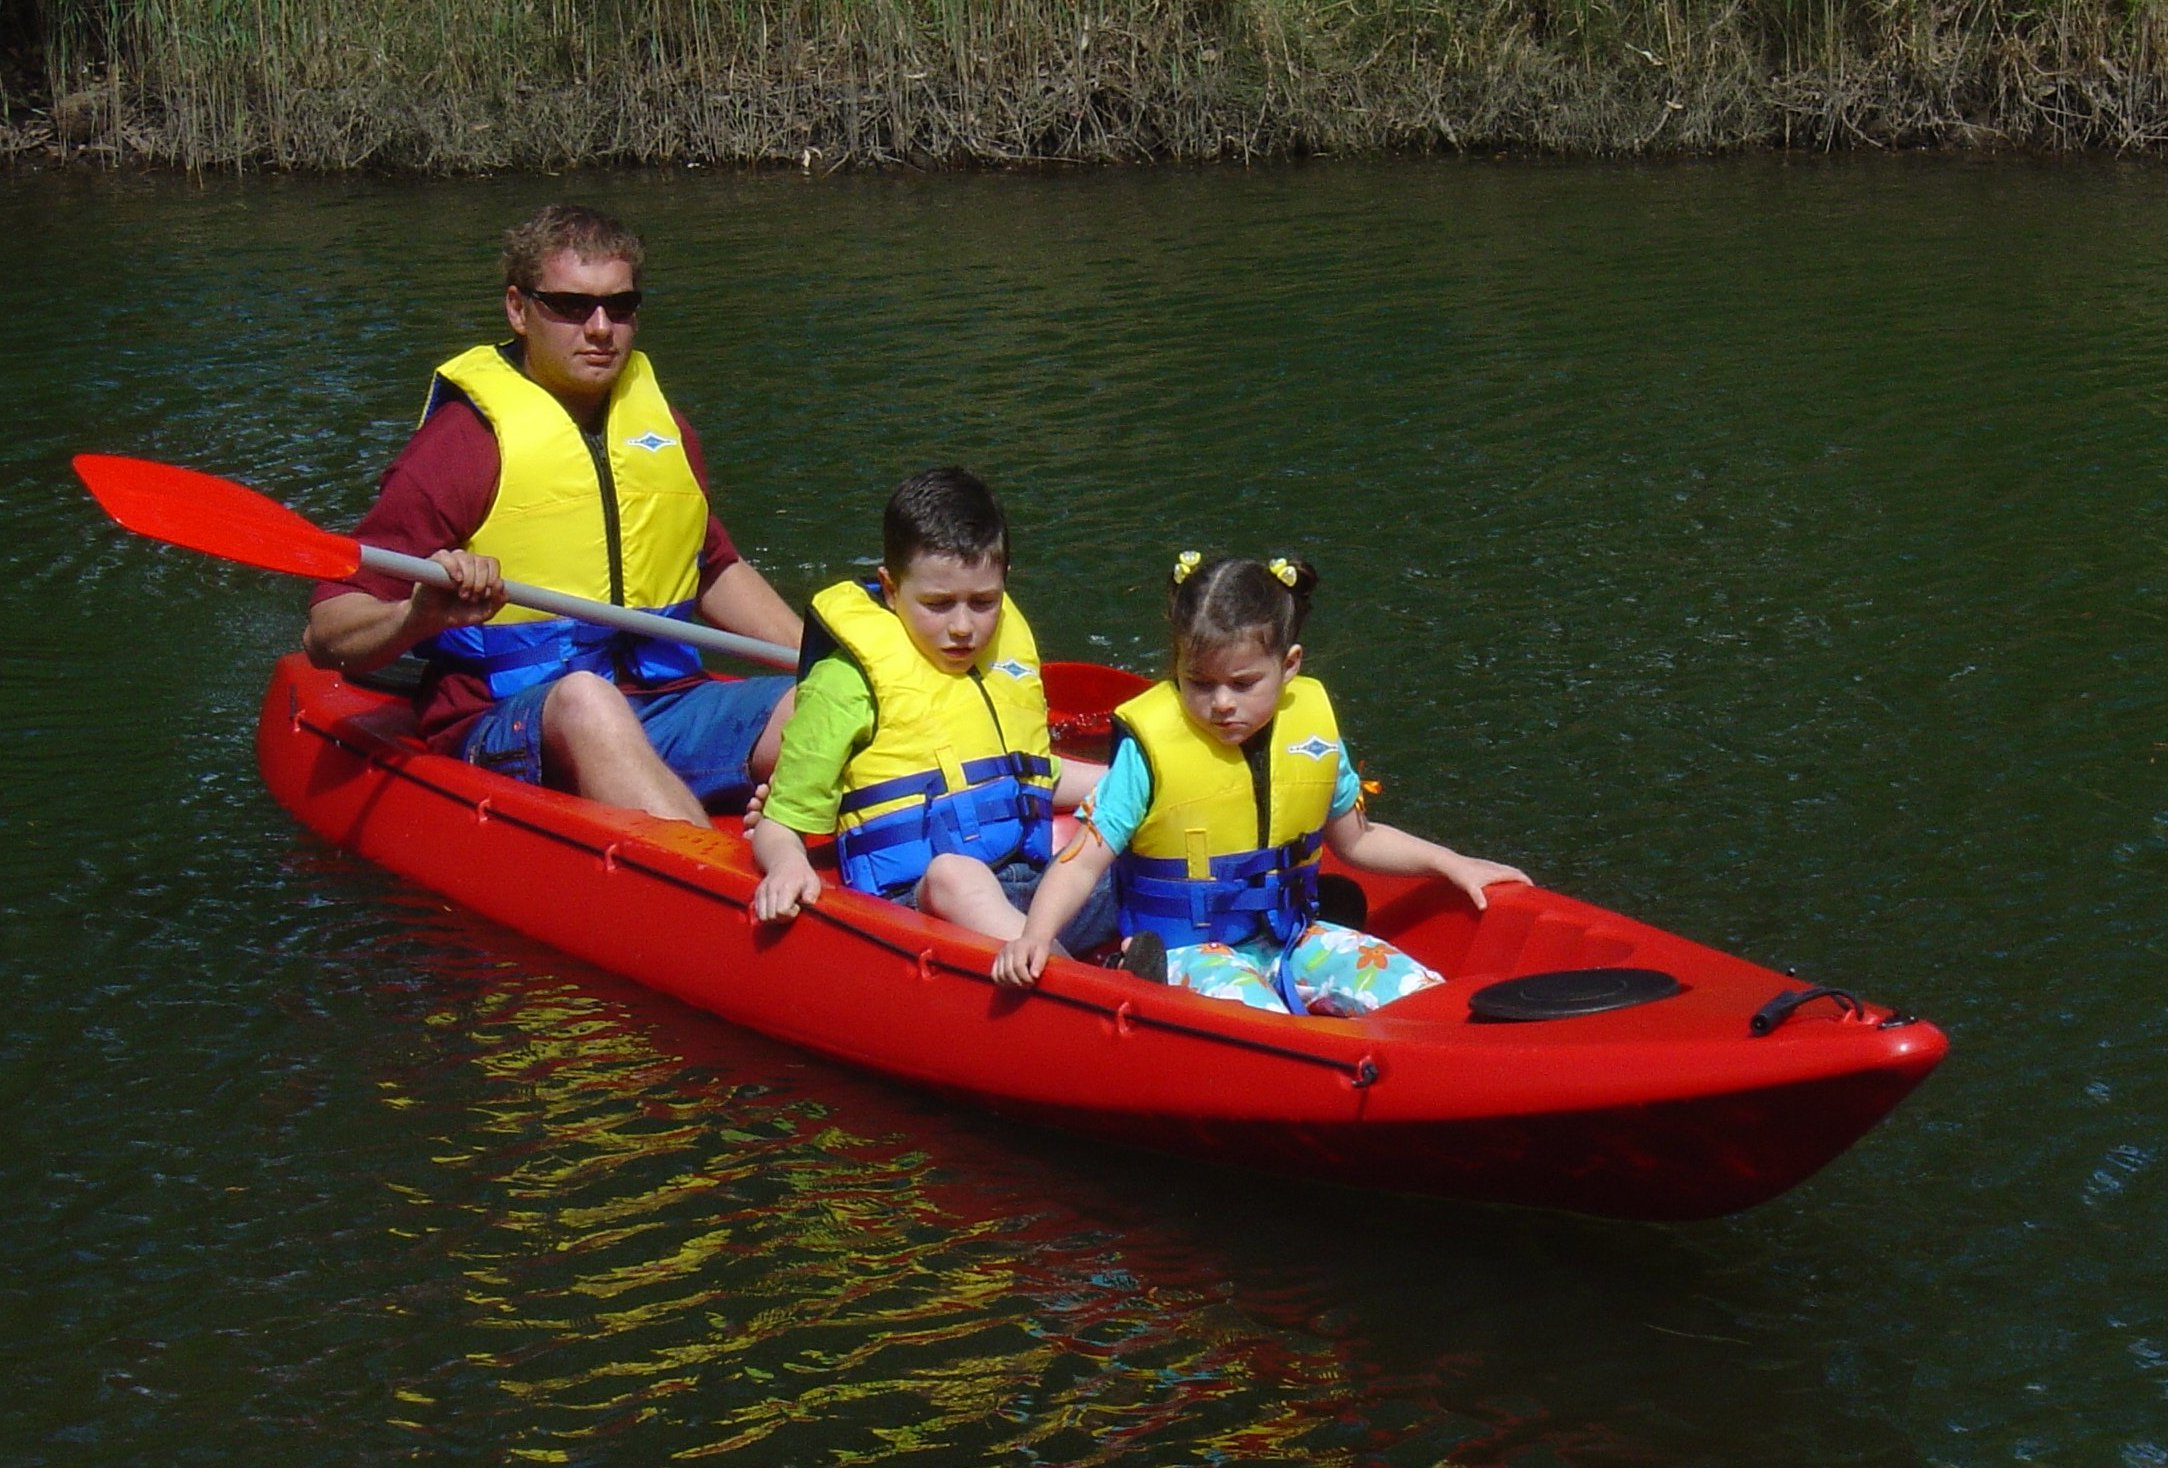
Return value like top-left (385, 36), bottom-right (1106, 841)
top-left (753, 860), bottom-right (824, 923)
top-left (740, 782), bottom-right (769, 834)
top-left (992, 935), bottom-right (1051, 989)
top-left (1441, 854), bottom-right (1532, 911)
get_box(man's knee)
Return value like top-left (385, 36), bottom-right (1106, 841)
top-left (541, 672), bottom-right (643, 751)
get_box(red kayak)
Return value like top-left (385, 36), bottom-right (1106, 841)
top-left (256, 652), bottom-right (1946, 1220)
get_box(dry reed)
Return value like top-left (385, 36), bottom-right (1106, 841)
top-left (9, 0), bottom-right (2168, 170)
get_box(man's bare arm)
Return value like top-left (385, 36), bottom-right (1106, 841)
top-left (302, 550), bottom-right (504, 673)
top-left (699, 559), bottom-right (803, 656)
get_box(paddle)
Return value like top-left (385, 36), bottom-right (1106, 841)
top-left (72, 453), bottom-right (797, 672)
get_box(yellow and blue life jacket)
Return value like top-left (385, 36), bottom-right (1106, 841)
top-left (808, 580), bottom-right (1055, 897)
top-left (1112, 677), bottom-right (1341, 1008)
top-left (419, 343), bottom-right (708, 697)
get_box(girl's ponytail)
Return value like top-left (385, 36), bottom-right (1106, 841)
top-left (1166, 552), bottom-right (1319, 660)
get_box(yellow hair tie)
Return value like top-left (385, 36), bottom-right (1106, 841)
top-left (1173, 550), bottom-right (1202, 584)
top-left (1267, 556), bottom-right (1299, 588)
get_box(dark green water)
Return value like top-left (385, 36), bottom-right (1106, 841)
top-left (6, 157), bottom-right (2163, 1465)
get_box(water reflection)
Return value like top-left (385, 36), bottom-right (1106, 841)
top-left (9, 156), bottom-right (2168, 1465)
top-left (293, 900), bottom-right (1923, 1466)
top-left (360, 942), bottom-right (1372, 1462)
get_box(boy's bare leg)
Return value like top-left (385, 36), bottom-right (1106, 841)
top-left (918, 853), bottom-right (1065, 952)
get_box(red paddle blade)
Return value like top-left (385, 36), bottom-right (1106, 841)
top-left (73, 453), bottom-right (362, 580)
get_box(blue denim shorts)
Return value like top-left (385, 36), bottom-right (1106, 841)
top-left (892, 857), bottom-right (1122, 957)
top-left (461, 675), bottom-right (791, 810)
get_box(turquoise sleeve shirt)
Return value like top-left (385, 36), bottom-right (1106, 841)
top-left (1086, 734), bottom-right (1360, 853)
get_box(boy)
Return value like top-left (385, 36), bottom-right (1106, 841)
top-left (751, 469), bottom-right (1116, 953)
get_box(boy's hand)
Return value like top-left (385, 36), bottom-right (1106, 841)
top-left (753, 860), bottom-right (824, 923)
top-left (991, 935), bottom-right (1050, 989)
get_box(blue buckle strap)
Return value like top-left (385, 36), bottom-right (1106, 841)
top-left (426, 605), bottom-right (702, 696)
top-left (984, 751), bottom-right (1054, 780)
top-left (835, 776), bottom-right (1053, 896)
top-left (837, 751), bottom-right (1053, 816)
top-left (842, 784), bottom-right (1050, 852)
top-left (837, 768), bottom-right (946, 815)
top-left (1118, 829), bottom-right (1323, 884)
top-left (425, 635), bottom-right (566, 679)
top-left (1116, 834), bottom-right (1324, 1005)
top-left (1269, 923), bottom-right (1310, 1015)
top-left (1124, 867), bottom-right (1311, 927)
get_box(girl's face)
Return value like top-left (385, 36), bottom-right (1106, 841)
top-left (1176, 634), bottom-right (1302, 745)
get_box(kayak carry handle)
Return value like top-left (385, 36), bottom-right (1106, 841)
top-left (1749, 985), bottom-right (1865, 1036)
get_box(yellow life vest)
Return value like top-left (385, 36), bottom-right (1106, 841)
top-left (420, 343), bottom-right (709, 695)
top-left (1112, 676), bottom-right (1341, 976)
top-left (808, 580), bottom-right (1056, 896)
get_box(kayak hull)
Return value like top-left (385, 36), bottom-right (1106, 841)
top-left (256, 654), bottom-right (1946, 1220)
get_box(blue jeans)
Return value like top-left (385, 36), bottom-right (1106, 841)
top-left (461, 675), bottom-right (791, 811)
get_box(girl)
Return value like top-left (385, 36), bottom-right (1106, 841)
top-left (992, 552), bottom-right (1528, 1015)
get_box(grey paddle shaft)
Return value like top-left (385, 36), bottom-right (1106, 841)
top-left (359, 545), bottom-right (797, 673)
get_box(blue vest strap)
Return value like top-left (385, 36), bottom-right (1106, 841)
top-left (1114, 831), bottom-right (1325, 1008)
top-left (836, 752), bottom-right (1055, 817)
top-left (425, 604), bottom-right (702, 698)
top-left (1117, 830), bottom-right (1324, 885)
top-left (835, 778), bottom-right (1054, 897)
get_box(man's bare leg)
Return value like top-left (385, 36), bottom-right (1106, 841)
top-left (540, 672), bottom-right (710, 824)
top-left (748, 684), bottom-right (796, 785)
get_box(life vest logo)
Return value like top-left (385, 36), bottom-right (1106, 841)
top-left (1286, 735), bottom-right (1336, 761)
top-left (625, 431), bottom-right (679, 453)
top-left (988, 657), bottom-right (1034, 680)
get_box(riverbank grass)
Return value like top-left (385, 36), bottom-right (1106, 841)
top-left (11, 0), bottom-right (2168, 169)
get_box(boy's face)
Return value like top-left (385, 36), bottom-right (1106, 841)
top-left (878, 552), bottom-right (1007, 674)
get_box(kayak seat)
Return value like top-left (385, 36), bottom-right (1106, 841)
top-left (348, 654), bottom-right (429, 696)
top-left (1314, 872), bottom-right (1368, 929)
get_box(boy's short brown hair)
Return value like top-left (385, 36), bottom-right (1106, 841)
top-left (882, 468), bottom-right (1011, 580)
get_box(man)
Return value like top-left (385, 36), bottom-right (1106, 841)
top-left (305, 204), bottom-right (800, 824)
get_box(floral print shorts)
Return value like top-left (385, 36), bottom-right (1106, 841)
top-left (1166, 920), bottom-right (1444, 1017)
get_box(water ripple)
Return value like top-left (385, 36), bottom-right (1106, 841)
top-left (9, 156), bottom-right (2168, 1467)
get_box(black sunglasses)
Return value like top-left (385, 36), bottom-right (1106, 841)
top-left (521, 287), bottom-right (643, 324)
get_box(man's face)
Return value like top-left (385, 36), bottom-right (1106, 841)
top-left (878, 553), bottom-right (1007, 674)
top-left (505, 249), bottom-right (638, 420)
